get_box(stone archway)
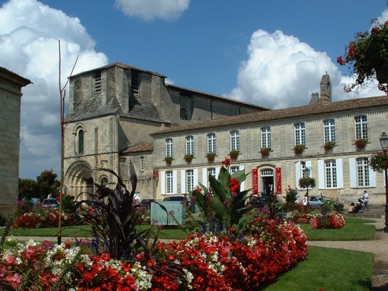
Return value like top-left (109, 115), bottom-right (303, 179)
top-left (64, 161), bottom-right (94, 201)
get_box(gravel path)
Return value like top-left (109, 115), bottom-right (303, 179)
top-left (307, 218), bottom-right (388, 289)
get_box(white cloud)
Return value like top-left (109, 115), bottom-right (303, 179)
top-left (227, 29), bottom-right (385, 109)
top-left (115, 0), bottom-right (190, 21)
top-left (0, 0), bottom-right (108, 178)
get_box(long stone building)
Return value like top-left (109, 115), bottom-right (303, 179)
top-left (0, 67), bottom-right (31, 216)
top-left (63, 64), bottom-right (388, 206)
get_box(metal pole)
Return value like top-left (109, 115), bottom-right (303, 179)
top-left (385, 151), bottom-right (388, 232)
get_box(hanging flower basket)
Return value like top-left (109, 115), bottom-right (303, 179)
top-left (299, 177), bottom-right (316, 189)
top-left (260, 147), bottom-right (271, 157)
top-left (229, 150), bottom-right (240, 159)
top-left (206, 152), bottom-right (216, 162)
top-left (293, 144), bottom-right (306, 154)
top-left (164, 156), bottom-right (173, 164)
top-left (354, 139), bottom-right (368, 150)
top-left (337, 19), bottom-right (388, 93)
top-left (323, 141), bottom-right (336, 151)
top-left (184, 154), bottom-right (194, 163)
top-left (369, 151), bottom-right (388, 173)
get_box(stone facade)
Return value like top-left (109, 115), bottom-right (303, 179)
top-left (63, 63), bottom-right (266, 199)
top-left (151, 75), bottom-right (388, 206)
top-left (0, 67), bottom-right (31, 216)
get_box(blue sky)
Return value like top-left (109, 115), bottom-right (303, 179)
top-left (0, 0), bottom-right (387, 179)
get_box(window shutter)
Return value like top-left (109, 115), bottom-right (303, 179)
top-left (181, 170), bottom-right (185, 193)
top-left (194, 169), bottom-right (199, 188)
top-left (216, 167), bottom-right (221, 178)
top-left (239, 165), bottom-right (245, 191)
top-left (202, 168), bottom-right (208, 187)
top-left (295, 161), bottom-right (301, 189)
top-left (173, 171), bottom-right (178, 194)
top-left (336, 158), bottom-right (343, 188)
top-left (318, 160), bottom-right (325, 189)
top-left (349, 158), bottom-right (356, 188)
top-left (369, 167), bottom-right (376, 187)
top-left (161, 171), bottom-right (166, 194)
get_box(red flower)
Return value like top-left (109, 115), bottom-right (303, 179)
top-left (229, 178), bottom-right (240, 192)
top-left (222, 158), bottom-right (231, 167)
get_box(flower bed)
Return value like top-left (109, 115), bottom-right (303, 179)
top-left (0, 216), bottom-right (308, 290)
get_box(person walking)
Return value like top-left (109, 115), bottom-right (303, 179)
top-left (362, 190), bottom-right (369, 211)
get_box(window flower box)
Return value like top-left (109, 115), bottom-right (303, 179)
top-left (229, 150), bottom-right (240, 159)
top-left (164, 156), bottom-right (173, 164)
top-left (323, 141), bottom-right (336, 151)
top-left (184, 154), bottom-right (194, 163)
top-left (260, 147), bottom-right (271, 157)
top-left (354, 138), bottom-right (368, 150)
top-left (293, 144), bottom-right (306, 154)
top-left (206, 152), bottom-right (216, 162)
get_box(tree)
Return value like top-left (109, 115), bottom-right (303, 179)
top-left (18, 178), bottom-right (39, 200)
top-left (36, 170), bottom-right (60, 201)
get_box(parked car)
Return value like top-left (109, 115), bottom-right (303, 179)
top-left (248, 193), bottom-right (271, 208)
top-left (296, 195), bottom-right (344, 211)
top-left (43, 198), bottom-right (58, 210)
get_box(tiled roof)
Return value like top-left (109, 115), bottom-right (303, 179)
top-left (151, 95), bottom-right (388, 135)
top-left (123, 143), bottom-right (154, 154)
top-left (128, 97), bottom-right (162, 122)
top-left (65, 95), bottom-right (121, 122)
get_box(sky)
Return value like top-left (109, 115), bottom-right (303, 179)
top-left (0, 0), bottom-right (387, 179)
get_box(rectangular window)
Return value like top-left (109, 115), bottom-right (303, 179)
top-left (230, 130), bottom-right (240, 151)
top-left (325, 160), bottom-right (337, 188)
top-left (131, 70), bottom-right (139, 98)
top-left (186, 170), bottom-right (194, 193)
top-left (207, 133), bottom-right (216, 153)
top-left (230, 166), bottom-right (239, 174)
top-left (294, 123), bottom-right (306, 145)
top-left (94, 71), bottom-right (101, 94)
top-left (357, 157), bottom-right (370, 187)
top-left (166, 138), bottom-right (173, 157)
top-left (166, 171), bottom-right (174, 194)
top-left (140, 156), bottom-right (144, 172)
top-left (261, 127), bottom-right (271, 148)
top-left (186, 136), bottom-right (194, 155)
top-left (324, 119), bottom-right (336, 142)
top-left (355, 115), bottom-right (368, 139)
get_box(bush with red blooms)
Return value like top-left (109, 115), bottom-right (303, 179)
top-left (12, 210), bottom-right (75, 228)
top-left (337, 19), bottom-right (388, 92)
top-left (0, 215), bottom-right (308, 290)
top-left (309, 212), bottom-right (346, 229)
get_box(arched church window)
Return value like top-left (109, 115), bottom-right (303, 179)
top-left (78, 129), bottom-right (84, 154)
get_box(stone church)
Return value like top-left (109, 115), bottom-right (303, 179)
top-left (63, 62), bottom-right (266, 199)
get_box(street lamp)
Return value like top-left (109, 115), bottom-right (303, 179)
top-left (379, 132), bottom-right (388, 233)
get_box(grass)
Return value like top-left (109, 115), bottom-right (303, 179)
top-left (264, 246), bottom-right (374, 290)
top-left (300, 217), bottom-right (376, 241)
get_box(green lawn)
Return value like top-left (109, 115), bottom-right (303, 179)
top-left (264, 246), bottom-right (374, 290)
top-left (300, 217), bottom-right (376, 241)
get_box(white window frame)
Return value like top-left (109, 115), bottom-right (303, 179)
top-left (186, 135), bottom-right (194, 155)
top-left (294, 123), bottom-right (306, 145)
top-left (166, 138), bottom-right (173, 157)
top-left (230, 130), bottom-right (240, 151)
top-left (261, 127), bottom-right (271, 148)
top-left (355, 115), bottom-right (368, 140)
top-left (324, 119), bottom-right (336, 142)
top-left (166, 171), bottom-right (174, 194)
top-left (349, 157), bottom-right (376, 187)
top-left (318, 159), bottom-right (343, 189)
top-left (207, 133), bottom-right (216, 153)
